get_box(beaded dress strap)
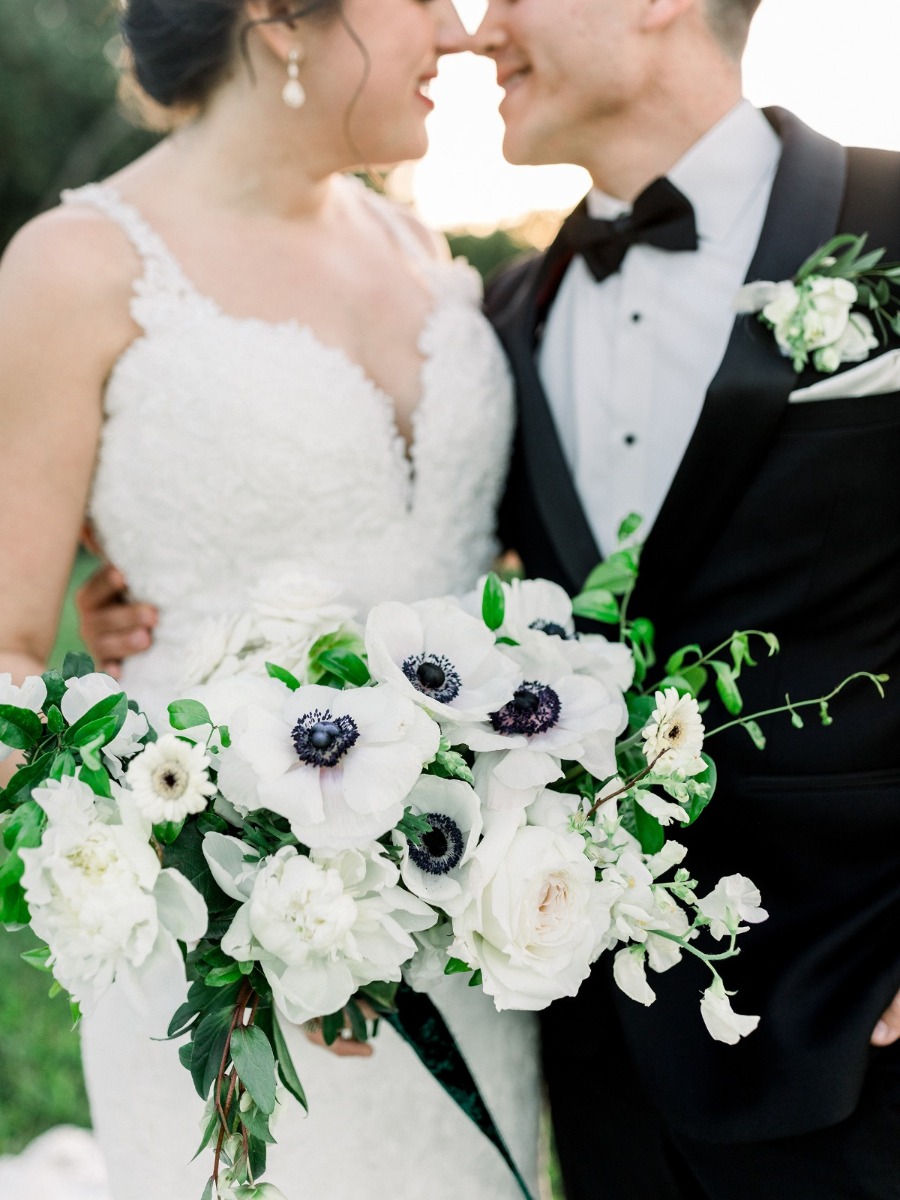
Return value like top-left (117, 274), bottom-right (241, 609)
top-left (60, 184), bottom-right (199, 308)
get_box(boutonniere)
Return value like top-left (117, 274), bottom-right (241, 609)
top-left (733, 235), bottom-right (900, 374)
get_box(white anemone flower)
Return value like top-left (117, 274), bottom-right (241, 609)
top-left (217, 681), bottom-right (440, 849)
top-left (19, 776), bottom-right (207, 1014)
top-left (0, 673), bottom-right (47, 760)
top-left (696, 874), bottom-right (768, 941)
top-left (127, 735), bottom-right (217, 825)
top-left (641, 687), bottom-right (705, 777)
top-left (700, 977), bottom-right (760, 1044)
top-left (204, 835), bottom-right (434, 1025)
top-left (60, 673), bottom-right (149, 776)
top-left (454, 641), bottom-right (627, 797)
top-left (392, 775), bottom-right (483, 915)
top-left (365, 597), bottom-right (518, 724)
top-left (499, 577), bottom-right (577, 643)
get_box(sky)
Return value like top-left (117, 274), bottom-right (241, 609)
top-left (408, 0), bottom-right (900, 229)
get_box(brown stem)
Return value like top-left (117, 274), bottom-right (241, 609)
top-left (211, 978), bottom-right (256, 1186)
top-left (586, 750), bottom-right (669, 818)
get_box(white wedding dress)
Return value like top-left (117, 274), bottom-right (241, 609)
top-left (3, 177), bottom-right (541, 1200)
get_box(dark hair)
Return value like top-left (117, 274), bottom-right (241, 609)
top-left (703, 0), bottom-right (763, 57)
top-left (121, 0), bottom-right (341, 109)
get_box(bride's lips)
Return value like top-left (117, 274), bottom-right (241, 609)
top-left (416, 74), bottom-right (436, 111)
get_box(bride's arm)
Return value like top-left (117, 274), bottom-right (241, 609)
top-left (0, 207), bottom-right (139, 735)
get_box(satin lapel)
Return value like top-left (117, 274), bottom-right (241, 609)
top-left (632, 109), bottom-right (848, 615)
top-left (495, 226), bottom-right (602, 593)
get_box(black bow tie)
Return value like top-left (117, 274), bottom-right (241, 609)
top-left (560, 176), bottom-right (699, 282)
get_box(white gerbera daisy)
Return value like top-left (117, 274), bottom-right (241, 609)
top-left (641, 688), bottom-right (705, 776)
top-left (128, 735), bottom-right (217, 825)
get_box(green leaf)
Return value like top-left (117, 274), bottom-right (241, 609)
top-left (231, 1025), bottom-right (277, 1115)
top-left (395, 807), bottom-right (433, 848)
top-left (315, 650), bottom-right (370, 688)
top-left (189, 1006), bottom-right (233, 1100)
top-left (571, 588), bottom-right (620, 624)
top-left (41, 669), bottom-right (66, 709)
top-left (20, 944), bottom-right (52, 972)
top-left (742, 719), bottom-right (767, 751)
top-left (630, 800), bottom-right (665, 854)
top-left (49, 750), bottom-right (77, 781)
top-left (358, 980), bottom-right (399, 1013)
top-left (346, 998), bottom-right (369, 1043)
top-left (242, 1101), bottom-right (275, 1144)
top-left (468, 968), bottom-right (484, 987)
top-left (64, 691), bottom-right (127, 749)
top-left (247, 1132), bottom-right (267, 1182)
top-left (321, 1010), bottom-right (345, 1047)
top-left (790, 710), bottom-right (805, 729)
top-left (444, 956), bottom-right (473, 976)
top-left (711, 660), bottom-right (743, 715)
top-left (77, 763), bottom-right (113, 798)
top-left (45, 705), bottom-right (65, 735)
top-left (272, 1008), bottom-right (308, 1112)
top-left (664, 644), bottom-right (702, 675)
top-left (680, 754), bottom-right (717, 825)
top-left (204, 963), bottom-right (244, 988)
top-left (0, 705), bottom-right (43, 752)
top-left (61, 652), bottom-right (95, 680)
top-left (616, 512), bottom-right (643, 542)
top-left (191, 1110), bottom-right (220, 1163)
top-left (0, 750), bottom-right (54, 811)
top-left (481, 572), bottom-right (506, 631)
top-left (581, 555), bottom-right (636, 596)
top-left (428, 740), bottom-right (474, 785)
top-left (265, 662), bottom-right (302, 691)
top-left (161, 819), bottom-right (232, 912)
top-left (153, 818), bottom-right (186, 845)
top-left (168, 699), bottom-right (213, 731)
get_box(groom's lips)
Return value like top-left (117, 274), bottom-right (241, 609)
top-left (496, 65), bottom-right (532, 95)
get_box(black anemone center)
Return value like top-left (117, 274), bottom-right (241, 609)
top-left (489, 680), bottom-right (561, 737)
top-left (402, 653), bottom-right (462, 705)
top-left (529, 619), bottom-right (572, 640)
top-left (408, 812), bottom-right (465, 876)
top-left (291, 709), bottom-right (359, 768)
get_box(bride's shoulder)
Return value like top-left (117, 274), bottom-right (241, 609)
top-left (346, 175), bottom-right (451, 264)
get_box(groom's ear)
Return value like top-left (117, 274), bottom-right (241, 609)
top-left (638, 0), bottom-right (699, 35)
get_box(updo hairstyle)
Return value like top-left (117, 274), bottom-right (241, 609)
top-left (121, 0), bottom-right (341, 110)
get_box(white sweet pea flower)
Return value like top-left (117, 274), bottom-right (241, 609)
top-left (209, 839), bottom-right (434, 1025)
top-left (365, 597), bottom-right (518, 723)
top-left (454, 640), bottom-right (626, 796)
top-left (403, 920), bottom-right (455, 992)
top-left (19, 777), bottom-right (207, 1013)
top-left (0, 673), bottom-right (46, 761)
top-left (453, 819), bottom-right (613, 1010)
top-left (613, 946), bottom-right (656, 1006)
top-left (696, 874), bottom-right (768, 941)
top-left (700, 977), bottom-right (760, 1044)
top-left (632, 787), bottom-right (689, 826)
top-left (813, 311), bottom-right (878, 373)
top-left (760, 280), bottom-right (802, 336)
top-left (646, 839), bottom-right (689, 880)
top-left (642, 688), bottom-right (705, 777)
top-left (392, 775), bottom-right (483, 915)
top-left (733, 279), bottom-right (785, 314)
top-left (217, 680), bottom-right (440, 849)
top-left (127, 735), bottom-right (217, 825)
top-left (60, 673), bottom-right (149, 775)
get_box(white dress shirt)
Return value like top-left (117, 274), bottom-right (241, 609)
top-left (538, 101), bottom-right (782, 556)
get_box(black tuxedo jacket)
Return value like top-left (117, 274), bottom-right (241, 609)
top-left (485, 109), bottom-right (900, 1144)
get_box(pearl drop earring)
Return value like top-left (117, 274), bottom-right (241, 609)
top-left (282, 49), bottom-right (305, 109)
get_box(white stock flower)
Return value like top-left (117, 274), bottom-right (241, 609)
top-left (365, 597), bottom-right (518, 723)
top-left (0, 673), bottom-right (46, 761)
top-left (206, 837), bottom-right (434, 1025)
top-left (60, 673), bottom-right (149, 774)
top-left (453, 819), bottom-right (612, 1010)
top-left (19, 776), bottom-right (207, 1012)
top-left (700, 977), bottom-right (760, 1044)
top-left (127, 735), bottom-right (217, 825)
top-left (613, 946), bottom-right (656, 1006)
top-left (642, 688), bottom-right (705, 777)
top-left (696, 874), bottom-right (768, 941)
top-left (392, 775), bottom-right (483, 915)
top-left (217, 680), bottom-right (440, 849)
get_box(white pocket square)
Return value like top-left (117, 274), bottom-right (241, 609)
top-left (789, 348), bottom-right (900, 403)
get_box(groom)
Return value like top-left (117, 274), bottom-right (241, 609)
top-left (475, 0), bottom-right (900, 1195)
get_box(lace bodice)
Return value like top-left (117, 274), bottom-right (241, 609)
top-left (62, 179), bottom-right (514, 714)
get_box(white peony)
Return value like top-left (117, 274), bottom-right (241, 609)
top-left (453, 818), bottom-right (613, 1010)
top-left (0, 673), bottom-right (46, 760)
top-left (60, 673), bottom-right (149, 775)
top-left (392, 775), bottom-right (483, 915)
top-left (204, 836), bottom-right (434, 1025)
top-left (641, 688), bottom-right (705, 777)
top-left (696, 874), bottom-right (767, 941)
top-left (216, 679), bottom-right (440, 849)
top-left (19, 776), bottom-right (207, 1012)
top-left (127, 735), bottom-right (217, 825)
top-left (700, 977), bottom-right (760, 1044)
top-left (365, 597), bottom-right (518, 723)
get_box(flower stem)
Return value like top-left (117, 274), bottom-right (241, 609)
top-left (705, 671), bottom-right (886, 739)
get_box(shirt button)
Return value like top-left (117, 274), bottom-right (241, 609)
top-left (630, 312), bottom-right (642, 323)
top-left (624, 433), bottom-right (638, 446)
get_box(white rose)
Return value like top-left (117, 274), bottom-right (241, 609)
top-left (453, 821), bottom-right (611, 1010)
top-left (0, 673), bottom-right (46, 760)
top-left (60, 673), bottom-right (149, 775)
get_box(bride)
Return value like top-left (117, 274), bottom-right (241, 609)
top-left (0, 0), bottom-right (540, 1196)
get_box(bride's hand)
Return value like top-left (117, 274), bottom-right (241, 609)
top-left (303, 1002), bottom-right (379, 1059)
top-left (75, 562), bottom-right (158, 677)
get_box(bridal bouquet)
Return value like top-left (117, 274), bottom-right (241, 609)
top-left (0, 533), bottom-right (880, 1200)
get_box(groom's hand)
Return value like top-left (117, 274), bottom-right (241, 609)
top-left (871, 988), bottom-right (900, 1047)
top-left (76, 562), bottom-right (158, 677)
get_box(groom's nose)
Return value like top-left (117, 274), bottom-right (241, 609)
top-left (469, 0), bottom-right (508, 57)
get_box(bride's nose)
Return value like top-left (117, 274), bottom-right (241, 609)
top-left (435, 0), bottom-right (475, 55)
